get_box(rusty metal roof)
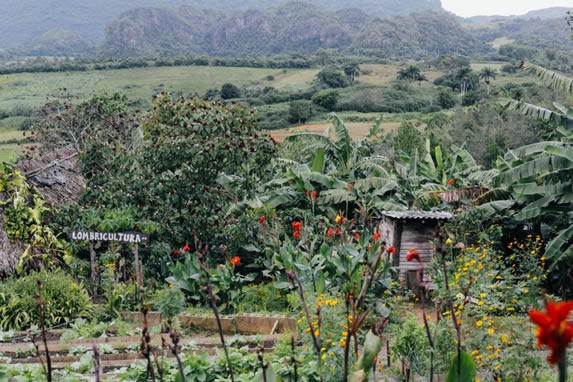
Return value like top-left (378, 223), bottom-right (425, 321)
top-left (381, 211), bottom-right (453, 220)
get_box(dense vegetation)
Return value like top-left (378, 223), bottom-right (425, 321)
top-left (0, 6), bottom-right (572, 382)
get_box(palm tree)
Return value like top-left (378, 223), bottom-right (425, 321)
top-left (455, 66), bottom-right (477, 100)
top-left (344, 63), bottom-right (361, 85)
top-left (397, 65), bottom-right (427, 84)
top-left (479, 67), bottom-right (497, 96)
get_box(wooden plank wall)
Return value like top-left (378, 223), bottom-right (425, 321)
top-left (397, 221), bottom-right (436, 280)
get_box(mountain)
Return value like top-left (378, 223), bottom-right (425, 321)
top-left (0, 0), bottom-right (182, 48)
top-left (465, 6), bottom-right (571, 23)
top-left (104, 2), bottom-right (489, 57)
top-left (469, 15), bottom-right (573, 52)
top-left (0, 0), bottom-right (442, 50)
top-left (182, 0), bottom-right (442, 17)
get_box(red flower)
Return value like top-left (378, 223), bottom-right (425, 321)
top-left (291, 221), bottom-right (302, 231)
top-left (311, 190), bottom-right (318, 199)
top-left (353, 233), bottom-right (360, 240)
top-left (306, 189), bottom-right (311, 196)
top-left (230, 256), bottom-right (241, 266)
top-left (406, 248), bottom-right (420, 262)
top-left (293, 231), bottom-right (302, 239)
top-left (386, 246), bottom-right (396, 255)
top-left (183, 245), bottom-right (190, 252)
top-left (172, 249), bottom-right (181, 256)
top-left (259, 215), bottom-right (266, 224)
top-left (447, 178), bottom-right (454, 186)
top-left (529, 300), bottom-right (573, 364)
top-left (335, 215), bottom-right (345, 225)
top-left (372, 232), bottom-right (381, 240)
top-left (326, 227), bottom-right (334, 237)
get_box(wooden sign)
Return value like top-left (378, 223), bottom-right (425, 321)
top-left (68, 230), bottom-right (149, 243)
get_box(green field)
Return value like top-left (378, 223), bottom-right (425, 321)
top-left (0, 61), bottom-right (526, 162)
top-left (0, 65), bottom-right (319, 113)
top-left (0, 65), bottom-right (323, 161)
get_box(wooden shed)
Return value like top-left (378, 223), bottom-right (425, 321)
top-left (378, 210), bottom-right (453, 282)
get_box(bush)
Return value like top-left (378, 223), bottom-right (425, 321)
top-left (316, 67), bottom-right (350, 88)
top-left (289, 100), bottom-right (314, 124)
top-left (437, 88), bottom-right (457, 109)
top-left (149, 286), bottom-right (186, 318)
top-left (220, 83), bottom-right (241, 99)
top-left (311, 90), bottom-right (339, 111)
top-left (0, 270), bottom-right (93, 330)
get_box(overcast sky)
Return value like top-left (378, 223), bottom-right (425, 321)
top-left (441, 0), bottom-right (573, 17)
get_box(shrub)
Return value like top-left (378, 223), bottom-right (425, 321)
top-left (311, 90), bottom-right (339, 111)
top-left (437, 88), bottom-right (457, 109)
top-left (316, 67), bottom-right (350, 88)
top-left (288, 100), bottom-right (314, 124)
top-left (0, 270), bottom-right (93, 331)
top-left (220, 83), bottom-right (241, 99)
top-left (149, 286), bottom-right (186, 318)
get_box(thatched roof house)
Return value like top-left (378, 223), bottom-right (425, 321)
top-left (0, 146), bottom-right (84, 276)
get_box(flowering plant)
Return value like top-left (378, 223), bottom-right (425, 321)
top-left (166, 246), bottom-right (254, 313)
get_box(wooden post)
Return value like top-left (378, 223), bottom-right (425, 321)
top-left (89, 243), bottom-right (98, 301)
top-left (134, 243), bottom-right (142, 289)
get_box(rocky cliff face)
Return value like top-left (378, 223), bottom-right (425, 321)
top-left (103, 2), bottom-right (489, 57)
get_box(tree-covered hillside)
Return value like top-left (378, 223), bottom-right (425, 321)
top-left (104, 3), bottom-right (489, 57)
top-left (0, 0), bottom-right (442, 50)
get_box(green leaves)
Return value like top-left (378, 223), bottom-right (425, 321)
top-left (352, 330), bottom-right (382, 381)
top-left (445, 351), bottom-right (477, 382)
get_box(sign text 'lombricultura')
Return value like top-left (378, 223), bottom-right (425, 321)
top-left (68, 230), bottom-right (149, 244)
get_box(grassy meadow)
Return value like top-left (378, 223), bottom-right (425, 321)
top-left (0, 61), bottom-right (526, 160)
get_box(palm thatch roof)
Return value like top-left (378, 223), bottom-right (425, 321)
top-left (16, 146), bottom-right (84, 206)
top-left (0, 146), bottom-right (84, 276)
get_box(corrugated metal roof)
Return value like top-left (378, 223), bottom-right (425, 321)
top-left (381, 211), bottom-right (453, 220)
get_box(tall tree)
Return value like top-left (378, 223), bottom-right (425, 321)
top-left (479, 67), bottom-right (497, 96)
top-left (396, 64), bottom-right (427, 84)
top-left (344, 63), bottom-right (361, 85)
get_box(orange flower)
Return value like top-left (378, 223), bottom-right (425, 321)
top-left (306, 189), bottom-right (311, 195)
top-left (353, 233), bottom-right (360, 240)
top-left (529, 299), bottom-right (573, 364)
top-left (311, 190), bottom-right (318, 199)
top-left (259, 215), bottom-right (266, 224)
top-left (293, 231), bottom-right (302, 239)
top-left (447, 178), bottom-right (454, 186)
top-left (183, 245), bottom-right (190, 252)
top-left (335, 215), bottom-right (345, 225)
top-left (291, 221), bottom-right (302, 231)
top-left (326, 227), bottom-right (334, 237)
top-left (372, 232), bottom-right (381, 240)
top-left (230, 256), bottom-right (241, 266)
top-left (386, 246), bottom-right (396, 255)
top-left (406, 248), bottom-right (420, 262)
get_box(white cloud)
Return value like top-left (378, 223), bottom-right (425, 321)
top-left (441, 0), bottom-right (573, 18)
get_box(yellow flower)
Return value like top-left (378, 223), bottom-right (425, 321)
top-left (476, 320), bottom-right (483, 327)
top-left (488, 328), bottom-right (495, 334)
top-left (501, 334), bottom-right (508, 343)
top-left (445, 238), bottom-right (453, 245)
